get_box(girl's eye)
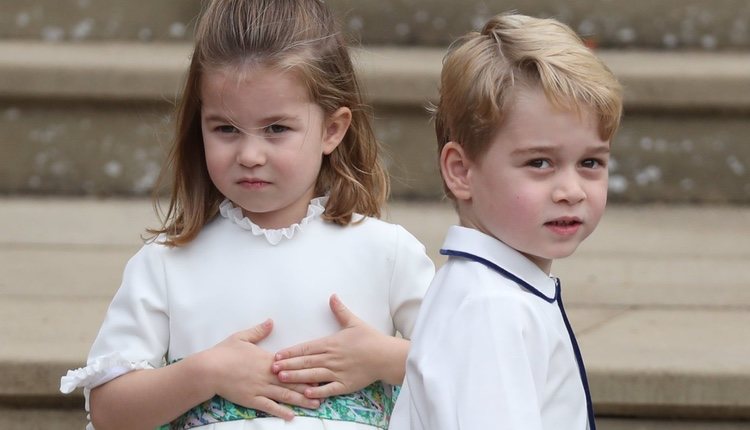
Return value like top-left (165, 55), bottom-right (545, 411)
top-left (527, 159), bottom-right (551, 169)
top-left (266, 124), bottom-right (289, 134)
top-left (216, 125), bottom-right (239, 134)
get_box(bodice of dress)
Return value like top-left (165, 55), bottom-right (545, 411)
top-left (61, 198), bottom-right (435, 430)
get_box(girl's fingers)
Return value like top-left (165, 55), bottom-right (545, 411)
top-left (275, 340), bottom-right (328, 361)
top-left (272, 354), bottom-right (328, 373)
top-left (266, 385), bottom-right (321, 410)
top-left (329, 294), bottom-right (358, 327)
top-left (236, 319), bottom-right (273, 344)
top-left (250, 396), bottom-right (296, 421)
top-left (277, 367), bottom-right (335, 384)
top-left (304, 381), bottom-right (346, 399)
top-left (283, 382), bottom-right (316, 395)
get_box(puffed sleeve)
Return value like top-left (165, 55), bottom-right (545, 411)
top-left (406, 296), bottom-right (549, 430)
top-left (60, 242), bottom-right (170, 407)
top-left (388, 226), bottom-right (435, 339)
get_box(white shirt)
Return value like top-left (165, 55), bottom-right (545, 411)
top-left (390, 225), bottom-right (594, 430)
top-left (61, 198), bottom-right (435, 430)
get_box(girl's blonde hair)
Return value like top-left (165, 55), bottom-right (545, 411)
top-left (149, 0), bottom-right (388, 246)
top-left (435, 13), bottom-right (623, 197)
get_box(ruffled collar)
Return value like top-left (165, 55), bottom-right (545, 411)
top-left (218, 197), bottom-right (327, 245)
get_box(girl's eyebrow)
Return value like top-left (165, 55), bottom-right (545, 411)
top-left (201, 113), bottom-right (299, 125)
top-left (202, 113), bottom-right (229, 123)
top-left (260, 114), bottom-right (298, 125)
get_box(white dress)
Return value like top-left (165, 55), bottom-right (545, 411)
top-left (61, 198), bottom-right (435, 430)
top-left (390, 225), bottom-right (594, 430)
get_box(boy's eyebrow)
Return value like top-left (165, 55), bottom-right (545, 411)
top-left (510, 145), bottom-right (556, 156)
top-left (510, 144), bottom-right (611, 156)
top-left (587, 145), bottom-right (611, 154)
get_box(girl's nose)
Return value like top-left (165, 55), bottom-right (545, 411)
top-left (236, 137), bottom-right (266, 167)
top-left (552, 171), bottom-right (586, 204)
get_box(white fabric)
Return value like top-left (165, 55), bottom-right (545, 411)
top-left (218, 197), bottom-right (327, 245)
top-left (62, 198), bottom-right (435, 430)
top-left (390, 225), bottom-right (589, 430)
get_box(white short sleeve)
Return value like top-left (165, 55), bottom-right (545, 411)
top-left (387, 226), bottom-right (435, 339)
top-left (60, 242), bottom-right (170, 397)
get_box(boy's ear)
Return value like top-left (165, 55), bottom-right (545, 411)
top-left (440, 141), bottom-right (472, 201)
top-left (322, 107), bottom-right (352, 155)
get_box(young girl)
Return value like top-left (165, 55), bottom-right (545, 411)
top-left (59, 1), bottom-right (434, 429)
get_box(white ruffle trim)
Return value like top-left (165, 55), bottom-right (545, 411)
top-left (60, 353), bottom-right (154, 430)
top-left (60, 352), bottom-right (153, 394)
top-left (219, 197), bottom-right (327, 245)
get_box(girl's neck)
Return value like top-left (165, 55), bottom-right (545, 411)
top-left (239, 194), bottom-right (320, 230)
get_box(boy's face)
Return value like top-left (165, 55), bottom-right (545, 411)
top-left (457, 87), bottom-right (609, 273)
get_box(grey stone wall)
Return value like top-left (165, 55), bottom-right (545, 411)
top-left (329, 0), bottom-right (750, 50)
top-left (1, 1), bottom-right (749, 202)
top-left (2, 0), bottom-right (750, 49)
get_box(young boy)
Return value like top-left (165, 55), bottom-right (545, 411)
top-left (389, 13), bottom-right (622, 430)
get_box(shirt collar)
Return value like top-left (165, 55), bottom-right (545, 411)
top-left (440, 225), bottom-right (558, 302)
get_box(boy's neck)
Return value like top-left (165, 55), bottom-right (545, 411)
top-left (457, 216), bottom-right (553, 275)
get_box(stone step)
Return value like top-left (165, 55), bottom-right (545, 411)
top-left (0, 0), bottom-right (195, 43)
top-left (2, 0), bottom-right (750, 50)
top-left (2, 408), bottom-right (87, 430)
top-left (3, 410), bottom-right (749, 430)
top-left (330, 0), bottom-right (750, 50)
top-left (1, 41), bottom-right (749, 202)
top-left (1, 198), bottom-right (749, 429)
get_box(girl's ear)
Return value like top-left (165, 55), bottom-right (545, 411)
top-left (322, 107), bottom-right (352, 155)
top-left (440, 141), bottom-right (473, 201)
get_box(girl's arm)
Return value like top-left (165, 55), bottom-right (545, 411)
top-left (90, 320), bottom-right (320, 430)
top-left (272, 295), bottom-right (408, 399)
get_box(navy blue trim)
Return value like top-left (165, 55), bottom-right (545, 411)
top-left (440, 248), bottom-right (556, 302)
top-left (441, 248), bottom-right (596, 429)
top-left (555, 279), bottom-right (597, 430)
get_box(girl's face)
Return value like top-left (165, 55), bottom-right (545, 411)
top-left (201, 65), bottom-right (350, 229)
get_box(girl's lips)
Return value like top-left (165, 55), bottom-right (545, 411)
top-left (238, 179), bottom-right (270, 189)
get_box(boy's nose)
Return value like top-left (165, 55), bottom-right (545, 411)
top-left (552, 172), bottom-right (586, 204)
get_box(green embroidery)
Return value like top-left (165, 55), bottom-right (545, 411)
top-left (160, 382), bottom-right (398, 430)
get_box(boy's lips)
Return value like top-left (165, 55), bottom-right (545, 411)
top-left (544, 217), bottom-right (583, 236)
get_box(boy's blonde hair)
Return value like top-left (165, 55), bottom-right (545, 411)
top-left (435, 13), bottom-right (623, 198)
top-left (149, 0), bottom-right (388, 246)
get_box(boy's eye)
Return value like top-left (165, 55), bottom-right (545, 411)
top-left (581, 158), bottom-right (605, 169)
top-left (527, 159), bottom-right (551, 169)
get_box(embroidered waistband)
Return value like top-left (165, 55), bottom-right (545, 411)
top-left (159, 382), bottom-right (399, 430)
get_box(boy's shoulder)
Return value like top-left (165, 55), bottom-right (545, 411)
top-left (435, 253), bottom-right (534, 304)
top-left (436, 225), bottom-right (558, 301)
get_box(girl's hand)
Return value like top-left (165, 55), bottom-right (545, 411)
top-left (201, 319), bottom-right (321, 420)
top-left (272, 295), bottom-right (409, 399)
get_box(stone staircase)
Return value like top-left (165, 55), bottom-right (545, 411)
top-left (1, 0), bottom-right (749, 202)
top-left (1, 1), bottom-right (749, 429)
